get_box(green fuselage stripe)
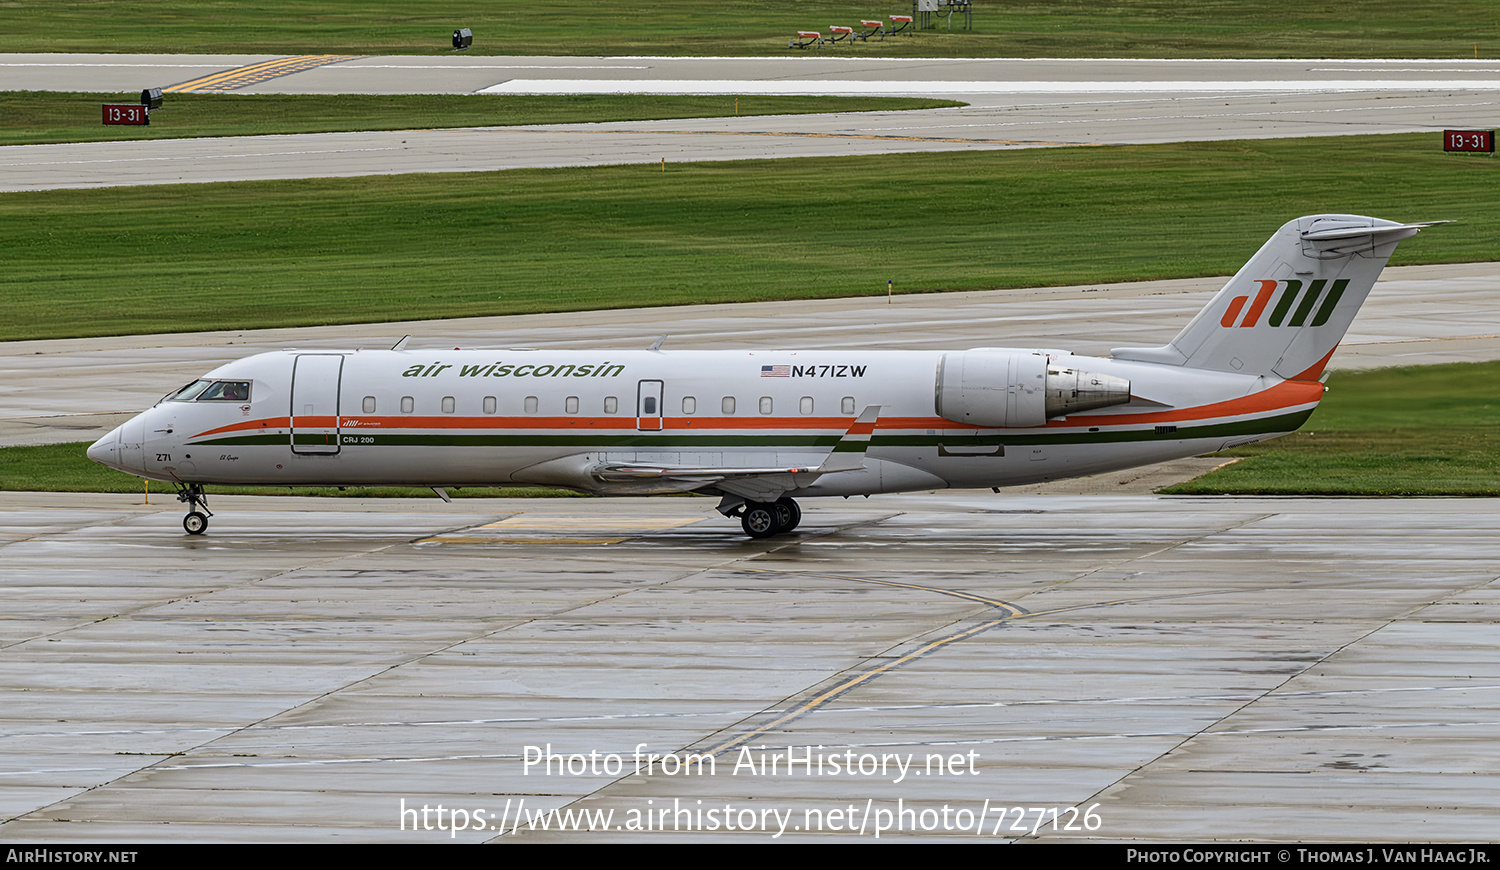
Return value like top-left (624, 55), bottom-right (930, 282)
top-left (196, 409), bottom-right (1313, 450)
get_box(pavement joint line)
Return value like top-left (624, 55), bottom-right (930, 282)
top-left (21, 714), bottom-right (1500, 785)
top-left (688, 519), bottom-right (1049, 762)
top-left (408, 512), bottom-right (522, 544)
top-left (6, 687), bottom-right (1497, 761)
top-left (0, 505), bottom-right (184, 654)
top-left (692, 611), bottom-right (1022, 763)
top-left (0, 511), bottom-right (475, 826)
top-left (1052, 510), bottom-right (1429, 822)
top-left (14, 682), bottom-right (1499, 748)
top-left (741, 565), bottom-right (1029, 613)
top-left (1035, 512), bottom-right (1277, 592)
top-left (506, 508), bottom-right (912, 822)
top-left (466, 515), bottom-right (898, 828)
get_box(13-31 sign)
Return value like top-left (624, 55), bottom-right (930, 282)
top-left (102, 104), bottom-right (148, 125)
top-left (1444, 129), bottom-right (1493, 153)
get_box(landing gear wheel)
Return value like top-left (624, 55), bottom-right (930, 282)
top-left (774, 497), bottom-right (801, 532)
top-left (176, 483), bottom-right (214, 536)
top-left (740, 498), bottom-right (802, 538)
top-left (741, 502), bottom-right (780, 539)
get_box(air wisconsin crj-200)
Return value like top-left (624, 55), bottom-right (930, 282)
top-left (89, 215), bottom-right (1438, 539)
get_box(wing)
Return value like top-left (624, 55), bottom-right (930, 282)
top-left (591, 405), bottom-right (882, 499)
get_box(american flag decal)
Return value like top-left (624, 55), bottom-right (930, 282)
top-left (760, 365), bottom-right (790, 377)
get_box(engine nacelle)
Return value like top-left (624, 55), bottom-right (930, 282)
top-left (934, 350), bottom-right (1131, 428)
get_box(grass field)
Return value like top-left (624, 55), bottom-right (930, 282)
top-left (5, 133), bottom-right (1495, 342)
top-left (1, 1), bottom-right (1495, 58)
top-left (1162, 362), bottom-right (1500, 496)
top-left (0, 92), bottom-right (959, 147)
top-left (6, 363), bottom-right (1495, 498)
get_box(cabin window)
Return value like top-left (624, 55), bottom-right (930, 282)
top-left (682, 396), bottom-right (696, 415)
top-left (642, 396), bottom-right (657, 415)
top-left (483, 396), bottom-right (496, 415)
top-left (721, 397), bottom-right (735, 415)
top-left (842, 396), bottom-right (855, 415)
top-left (759, 396), bottom-right (773, 415)
top-left (524, 396), bottom-right (539, 414)
top-left (604, 397), bottom-right (618, 414)
top-left (400, 396), bottom-right (414, 414)
top-left (565, 396), bottom-right (579, 414)
top-left (441, 396), bottom-right (455, 414)
top-left (362, 396), bottom-right (376, 414)
top-left (800, 396), bottom-right (814, 415)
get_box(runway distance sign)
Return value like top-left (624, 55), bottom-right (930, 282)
top-left (102, 104), bottom-right (148, 125)
top-left (1443, 130), bottom-right (1493, 153)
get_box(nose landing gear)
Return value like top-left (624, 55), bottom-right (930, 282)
top-left (737, 497), bottom-right (802, 539)
top-left (176, 483), bottom-right (213, 535)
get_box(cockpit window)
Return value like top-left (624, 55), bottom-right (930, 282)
top-left (199, 381), bottom-right (251, 401)
top-left (166, 380), bottom-right (251, 403)
top-left (166, 380), bottom-right (211, 402)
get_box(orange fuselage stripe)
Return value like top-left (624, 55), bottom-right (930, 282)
top-left (191, 378), bottom-right (1320, 441)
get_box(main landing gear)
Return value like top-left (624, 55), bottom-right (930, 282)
top-left (735, 497), bottom-right (802, 539)
top-left (176, 483), bottom-right (213, 535)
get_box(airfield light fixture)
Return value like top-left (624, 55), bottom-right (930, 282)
top-left (452, 28), bottom-right (473, 50)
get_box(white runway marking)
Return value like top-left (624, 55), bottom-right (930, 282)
top-left (482, 78), bottom-right (1500, 96)
top-left (859, 99), bottom-right (1500, 133)
top-left (1308, 66), bottom-right (1500, 73)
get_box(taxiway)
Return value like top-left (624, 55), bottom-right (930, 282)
top-left (2, 55), bottom-right (1498, 191)
top-left (2, 492), bottom-right (1498, 841)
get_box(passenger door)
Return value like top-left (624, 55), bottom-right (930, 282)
top-left (636, 379), bottom-right (664, 431)
top-left (290, 354), bottom-right (343, 455)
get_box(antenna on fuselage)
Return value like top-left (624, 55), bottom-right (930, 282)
top-left (392, 335), bottom-right (411, 351)
top-left (648, 335), bottom-right (668, 352)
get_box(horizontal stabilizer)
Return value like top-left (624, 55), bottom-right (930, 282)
top-left (1299, 220), bottom-right (1452, 259)
top-left (1300, 219), bottom-right (1450, 240)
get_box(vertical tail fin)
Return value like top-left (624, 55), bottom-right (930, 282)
top-left (1112, 215), bottom-right (1443, 380)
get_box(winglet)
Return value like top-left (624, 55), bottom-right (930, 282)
top-left (818, 405), bottom-right (881, 472)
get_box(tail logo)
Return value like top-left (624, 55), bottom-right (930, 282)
top-left (1220, 279), bottom-right (1350, 329)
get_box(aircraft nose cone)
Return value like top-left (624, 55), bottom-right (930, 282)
top-left (87, 428), bottom-right (119, 469)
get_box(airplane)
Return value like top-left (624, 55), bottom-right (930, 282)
top-left (88, 214), bottom-right (1438, 539)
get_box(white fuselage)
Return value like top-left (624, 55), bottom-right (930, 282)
top-left (88, 346), bottom-right (1320, 498)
